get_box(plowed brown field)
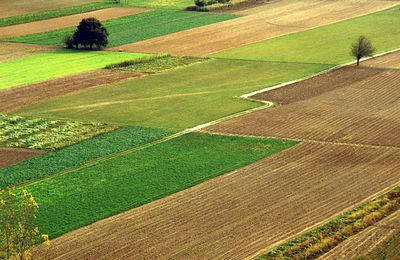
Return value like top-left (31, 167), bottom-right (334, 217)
top-left (319, 210), bottom-right (400, 260)
top-left (0, 8), bottom-right (150, 38)
top-left (36, 143), bottom-right (400, 259)
top-left (0, 148), bottom-right (44, 168)
top-left (363, 51), bottom-right (400, 70)
top-left (0, 69), bottom-right (140, 113)
top-left (0, 0), bottom-right (96, 19)
top-left (113, 0), bottom-right (399, 56)
top-left (0, 42), bottom-right (57, 62)
top-left (206, 67), bottom-right (400, 148)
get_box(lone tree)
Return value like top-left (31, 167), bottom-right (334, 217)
top-left (73, 17), bottom-right (109, 49)
top-left (351, 35), bottom-right (375, 66)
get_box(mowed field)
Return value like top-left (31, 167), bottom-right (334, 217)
top-left (115, 0), bottom-right (399, 56)
top-left (0, 0), bottom-right (97, 18)
top-left (36, 142), bottom-right (400, 259)
top-left (0, 7), bottom-right (150, 38)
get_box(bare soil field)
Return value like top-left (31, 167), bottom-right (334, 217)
top-left (113, 0), bottom-right (399, 56)
top-left (0, 42), bottom-right (57, 62)
top-left (0, 0), bottom-right (97, 19)
top-left (0, 69), bottom-right (140, 113)
top-left (363, 51), bottom-right (400, 70)
top-left (206, 67), bottom-right (400, 148)
top-left (35, 142), bottom-right (400, 259)
top-left (0, 8), bottom-right (150, 39)
top-left (0, 148), bottom-right (44, 168)
top-left (319, 210), bottom-right (400, 260)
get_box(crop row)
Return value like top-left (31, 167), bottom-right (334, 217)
top-left (6, 10), bottom-right (238, 47)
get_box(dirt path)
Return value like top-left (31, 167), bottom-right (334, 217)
top-left (112, 0), bottom-right (399, 56)
top-left (0, 69), bottom-right (141, 113)
top-left (318, 210), bottom-right (400, 260)
top-left (0, 7), bottom-right (150, 39)
top-left (0, 0), bottom-right (97, 19)
top-left (0, 148), bottom-right (44, 168)
top-left (0, 42), bottom-right (57, 62)
top-left (35, 142), bottom-right (400, 259)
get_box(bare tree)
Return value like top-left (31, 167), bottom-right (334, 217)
top-left (351, 35), bottom-right (375, 66)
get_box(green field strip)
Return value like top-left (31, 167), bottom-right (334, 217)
top-left (0, 49), bottom-right (150, 90)
top-left (0, 126), bottom-right (169, 188)
top-left (4, 10), bottom-right (238, 47)
top-left (212, 6), bottom-right (400, 65)
top-left (16, 132), bottom-right (297, 238)
top-left (0, 2), bottom-right (116, 27)
top-left (121, 0), bottom-right (194, 9)
top-left (16, 59), bottom-right (330, 131)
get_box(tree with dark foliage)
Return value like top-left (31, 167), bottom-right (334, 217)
top-left (351, 35), bottom-right (375, 66)
top-left (73, 18), bottom-right (109, 49)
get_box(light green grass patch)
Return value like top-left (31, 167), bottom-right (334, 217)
top-left (122, 0), bottom-right (194, 9)
top-left (16, 59), bottom-right (330, 131)
top-left (213, 6), bottom-right (400, 64)
top-left (5, 10), bottom-right (237, 47)
top-left (19, 132), bottom-right (298, 238)
top-left (0, 49), bottom-right (150, 90)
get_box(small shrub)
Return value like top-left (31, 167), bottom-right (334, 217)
top-left (195, 0), bottom-right (207, 7)
top-left (63, 33), bottom-right (75, 49)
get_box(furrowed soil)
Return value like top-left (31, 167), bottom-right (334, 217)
top-left (0, 7), bottom-right (150, 38)
top-left (0, 148), bottom-right (44, 168)
top-left (113, 0), bottom-right (399, 56)
top-left (0, 0), bottom-right (96, 19)
top-left (35, 142), bottom-right (400, 259)
top-left (363, 51), bottom-right (400, 70)
top-left (0, 42), bottom-right (57, 62)
top-left (0, 69), bottom-right (140, 113)
top-left (318, 210), bottom-right (400, 260)
top-left (206, 67), bottom-right (400, 148)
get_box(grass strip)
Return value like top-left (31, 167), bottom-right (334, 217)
top-left (105, 54), bottom-right (207, 73)
top-left (19, 133), bottom-right (297, 238)
top-left (0, 114), bottom-right (115, 150)
top-left (0, 126), bottom-right (169, 188)
top-left (4, 10), bottom-right (238, 47)
top-left (260, 187), bottom-right (400, 259)
top-left (0, 2), bottom-right (116, 27)
top-left (186, 0), bottom-right (254, 12)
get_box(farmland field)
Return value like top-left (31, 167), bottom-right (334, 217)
top-left (123, 0), bottom-right (194, 9)
top-left (0, 126), bottom-right (169, 188)
top-left (36, 142), bottom-right (400, 259)
top-left (0, 148), bottom-right (44, 168)
top-left (14, 59), bottom-right (329, 131)
top-left (213, 6), bottom-right (400, 64)
top-left (5, 10), bottom-right (238, 48)
top-left (0, 42), bottom-right (56, 63)
top-left (16, 133), bottom-right (296, 238)
top-left (119, 0), bottom-right (399, 56)
top-left (0, 7), bottom-right (150, 39)
top-left (0, 50), bottom-right (149, 90)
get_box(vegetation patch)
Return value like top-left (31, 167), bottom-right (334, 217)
top-left (261, 187), bottom-right (400, 259)
top-left (0, 114), bottom-right (114, 150)
top-left (105, 54), bottom-right (207, 73)
top-left (16, 59), bottom-right (330, 131)
top-left (120, 0), bottom-right (194, 9)
top-left (0, 2), bottom-right (115, 27)
top-left (0, 49), bottom-right (150, 90)
top-left (0, 126), bottom-right (169, 188)
top-left (213, 6), bottom-right (400, 64)
top-left (186, 0), bottom-right (254, 12)
top-left (5, 10), bottom-right (237, 47)
top-left (18, 133), bottom-right (297, 238)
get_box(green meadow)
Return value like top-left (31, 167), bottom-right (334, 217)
top-left (16, 59), bottom-right (330, 131)
top-left (5, 10), bottom-right (237, 47)
top-left (213, 7), bottom-right (400, 64)
top-left (0, 50), bottom-right (149, 90)
top-left (20, 133), bottom-right (297, 238)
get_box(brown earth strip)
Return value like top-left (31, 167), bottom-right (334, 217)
top-left (112, 0), bottom-right (399, 56)
top-left (205, 67), bottom-right (400, 148)
top-left (0, 7), bottom-right (150, 39)
top-left (0, 69), bottom-right (141, 113)
top-left (318, 210), bottom-right (400, 260)
top-left (0, 42), bottom-right (57, 62)
top-left (363, 50), bottom-right (400, 70)
top-left (0, 148), bottom-right (44, 168)
top-left (0, 0), bottom-right (97, 19)
top-left (34, 142), bottom-right (400, 259)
